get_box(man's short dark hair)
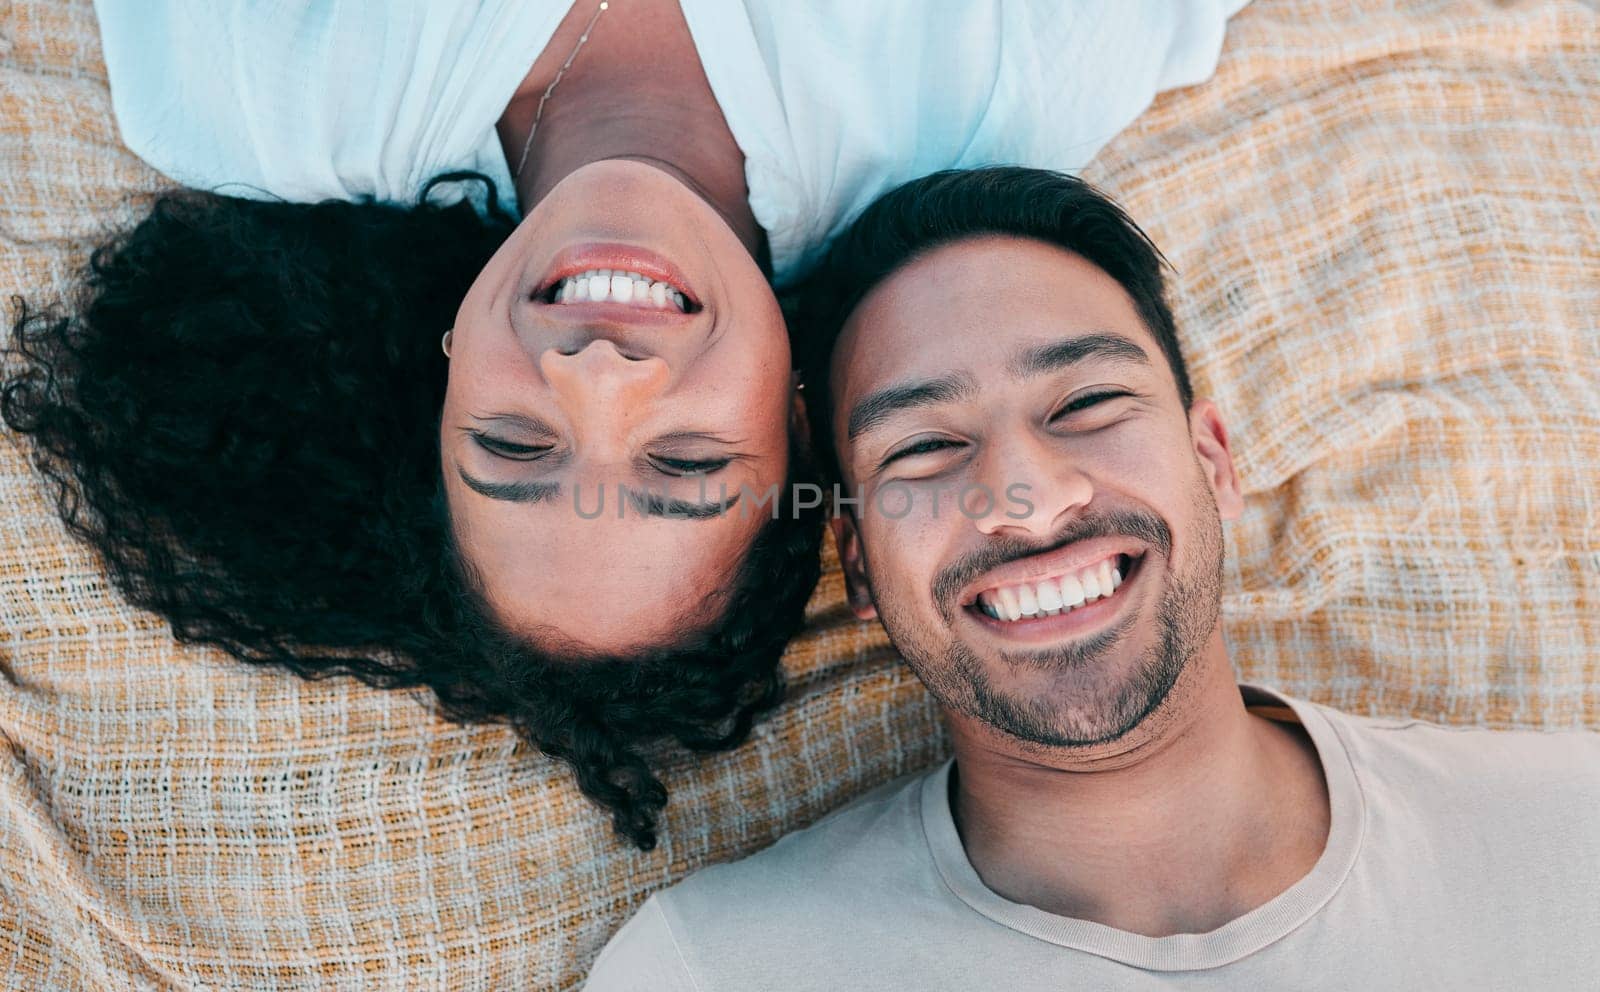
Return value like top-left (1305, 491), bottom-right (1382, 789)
top-left (791, 166), bottom-right (1192, 481)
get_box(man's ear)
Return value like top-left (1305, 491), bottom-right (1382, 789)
top-left (1189, 398), bottom-right (1244, 521)
top-left (830, 511), bottom-right (878, 620)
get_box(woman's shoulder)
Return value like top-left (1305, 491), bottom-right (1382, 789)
top-left (94, 0), bottom-right (568, 205)
top-left (698, 0), bottom-right (1248, 285)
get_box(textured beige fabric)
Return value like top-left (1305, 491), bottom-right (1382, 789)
top-left (1, 0), bottom-right (1596, 989)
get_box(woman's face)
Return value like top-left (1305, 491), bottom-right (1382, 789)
top-left (440, 159), bottom-right (793, 654)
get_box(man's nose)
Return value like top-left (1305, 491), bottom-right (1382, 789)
top-left (970, 431), bottom-right (1093, 538)
top-left (540, 338), bottom-right (671, 421)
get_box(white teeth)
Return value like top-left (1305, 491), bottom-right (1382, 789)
top-left (551, 268), bottom-right (689, 312)
top-left (1060, 573), bottom-right (1085, 610)
top-left (1016, 584), bottom-right (1038, 618)
top-left (975, 556), bottom-right (1134, 624)
top-left (997, 587), bottom-right (1021, 622)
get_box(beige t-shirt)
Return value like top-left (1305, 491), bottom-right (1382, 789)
top-left (584, 685), bottom-right (1600, 990)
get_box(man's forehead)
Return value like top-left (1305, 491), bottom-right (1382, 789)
top-left (833, 321), bottom-right (1163, 429)
top-left (831, 236), bottom-right (1157, 392)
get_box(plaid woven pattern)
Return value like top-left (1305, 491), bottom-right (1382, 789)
top-left (3, 0), bottom-right (1597, 988)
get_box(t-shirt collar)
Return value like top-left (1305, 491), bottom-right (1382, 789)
top-left (918, 683), bottom-right (1366, 971)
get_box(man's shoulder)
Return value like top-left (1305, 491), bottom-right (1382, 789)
top-left (1319, 700), bottom-right (1600, 775)
top-left (1313, 699), bottom-right (1600, 826)
top-left (584, 765), bottom-right (952, 990)
top-left (662, 763), bottom-right (941, 923)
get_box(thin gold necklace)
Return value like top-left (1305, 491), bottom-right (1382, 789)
top-left (514, 0), bottom-right (610, 179)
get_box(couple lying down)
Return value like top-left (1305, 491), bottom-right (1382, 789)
top-left (7, 0), bottom-right (1250, 847)
top-left (2, 2), bottom-right (1595, 985)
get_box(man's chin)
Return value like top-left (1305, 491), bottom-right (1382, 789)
top-left (963, 637), bottom-right (1187, 749)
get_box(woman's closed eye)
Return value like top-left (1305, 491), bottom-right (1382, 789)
top-left (471, 432), bottom-right (553, 460)
top-left (650, 454), bottom-right (733, 476)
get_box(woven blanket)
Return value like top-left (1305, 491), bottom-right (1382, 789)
top-left (2, 0), bottom-right (1597, 988)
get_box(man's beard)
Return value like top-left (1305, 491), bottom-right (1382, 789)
top-left (878, 480), bottom-right (1225, 748)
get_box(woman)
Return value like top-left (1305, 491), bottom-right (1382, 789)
top-left (2, 0), bottom-right (1244, 847)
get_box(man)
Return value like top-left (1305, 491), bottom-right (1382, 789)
top-left (584, 168), bottom-right (1600, 989)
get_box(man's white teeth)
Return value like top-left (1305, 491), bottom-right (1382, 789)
top-left (551, 269), bottom-right (687, 312)
top-left (976, 557), bottom-right (1128, 623)
top-left (1016, 583), bottom-right (1038, 617)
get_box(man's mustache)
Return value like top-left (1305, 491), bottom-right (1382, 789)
top-left (931, 508), bottom-right (1172, 621)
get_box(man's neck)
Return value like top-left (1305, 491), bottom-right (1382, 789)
top-left (496, 0), bottom-right (764, 257)
top-left (946, 630), bottom-right (1329, 937)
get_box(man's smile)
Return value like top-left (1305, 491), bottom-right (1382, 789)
top-left (960, 546), bottom-right (1148, 646)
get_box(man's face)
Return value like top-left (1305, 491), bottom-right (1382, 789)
top-left (828, 236), bottom-right (1243, 748)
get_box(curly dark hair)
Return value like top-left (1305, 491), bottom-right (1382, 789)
top-left (1, 176), bottom-right (823, 850)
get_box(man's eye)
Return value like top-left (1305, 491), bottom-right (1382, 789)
top-left (472, 433), bottom-right (552, 460)
top-left (1052, 390), bottom-right (1132, 420)
top-left (881, 438), bottom-right (962, 468)
top-left (652, 455), bottom-right (732, 476)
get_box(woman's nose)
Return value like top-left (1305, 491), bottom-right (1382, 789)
top-left (539, 339), bottom-right (671, 411)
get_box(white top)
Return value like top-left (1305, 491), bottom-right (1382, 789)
top-left (584, 686), bottom-right (1600, 989)
top-left (93, 0), bottom-right (1248, 285)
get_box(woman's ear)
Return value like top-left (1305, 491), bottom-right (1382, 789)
top-left (1189, 398), bottom-right (1244, 521)
top-left (789, 373), bottom-right (809, 435)
top-left (830, 511), bottom-right (878, 620)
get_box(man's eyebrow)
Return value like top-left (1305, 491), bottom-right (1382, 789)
top-left (846, 372), bottom-right (978, 440)
top-left (1008, 333), bottom-right (1153, 380)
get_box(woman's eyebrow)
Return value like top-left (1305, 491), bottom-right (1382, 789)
top-left (623, 488), bottom-right (743, 520)
top-left (455, 467), bottom-right (740, 519)
top-left (455, 468), bottom-right (561, 504)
